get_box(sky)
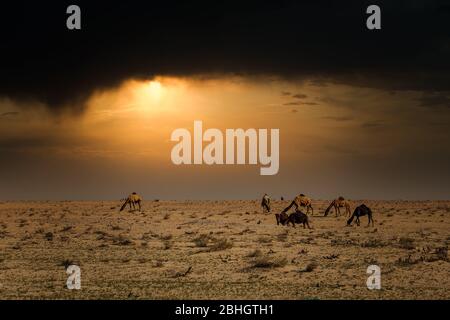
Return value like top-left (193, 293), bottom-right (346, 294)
top-left (0, 1), bottom-right (450, 200)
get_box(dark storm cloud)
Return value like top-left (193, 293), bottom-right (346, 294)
top-left (0, 112), bottom-right (20, 118)
top-left (0, 0), bottom-right (449, 111)
top-left (284, 100), bottom-right (318, 106)
top-left (0, 133), bottom-right (78, 151)
top-left (361, 120), bottom-right (385, 128)
top-left (417, 92), bottom-right (450, 108)
top-left (292, 93), bottom-right (308, 99)
top-left (321, 116), bottom-right (354, 121)
top-left (283, 102), bottom-right (301, 106)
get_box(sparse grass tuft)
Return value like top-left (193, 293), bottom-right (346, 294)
top-left (360, 239), bottom-right (386, 248)
top-left (61, 226), bottom-right (73, 232)
top-left (277, 230), bottom-right (289, 242)
top-left (258, 236), bottom-right (272, 244)
top-left (193, 234), bottom-right (212, 247)
top-left (247, 249), bottom-right (263, 258)
top-left (112, 235), bottom-right (133, 246)
top-left (301, 262), bottom-right (318, 273)
top-left (160, 234), bottom-right (173, 241)
top-left (209, 238), bottom-right (233, 252)
top-left (45, 232), bottom-right (54, 241)
top-left (250, 255), bottom-right (287, 269)
top-left (162, 240), bottom-right (173, 250)
top-left (153, 260), bottom-right (164, 268)
top-left (396, 255), bottom-right (419, 267)
top-left (398, 237), bottom-right (415, 250)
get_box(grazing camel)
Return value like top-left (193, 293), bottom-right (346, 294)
top-left (275, 210), bottom-right (311, 229)
top-left (261, 194), bottom-right (271, 213)
top-left (275, 211), bottom-right (289, 226)
top-left (120, 192), bottom-right (142, 212)
top-left (324, 196), bottom-right (351, 217)
top-left (347, 204), bottom-right (374, 227)
top-left (282, 194), bottom-right (314, 215)
top-left (286, 210), bottom-right (311, 229)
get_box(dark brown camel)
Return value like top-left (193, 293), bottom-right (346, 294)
top-left (347, 204), bottom-right (374, 227)
top-left (276, 210), bottom-right (311, 229)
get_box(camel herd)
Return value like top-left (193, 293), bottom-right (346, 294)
top-left (118, 192), bottom-right (374, 229)
top-left (262, 194), bottom-right (374, 228)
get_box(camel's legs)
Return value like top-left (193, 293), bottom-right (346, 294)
top-left (336, 205), bottom-right (340, 217)
top-left (137, 201), bottom-right (141, 211)
top-left (368, 214), bottom-right (374, 227)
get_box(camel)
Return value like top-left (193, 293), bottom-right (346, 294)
top-left (324, 196), bottom-right (351, 217)
top-left (281, 194), bottom-right (314, 215)
top-left (261, 193), bottom-right (271, 213)
top-left (120, 192), bottom-right (142, 212)
top-left (275, 212), bottom-right (289, 225)
top-left (347, 204), bottom-right (374, 227)
top-left (275, 210), bottom-right (311, 229)
top-left (286, 210), bottom-right (311, 229)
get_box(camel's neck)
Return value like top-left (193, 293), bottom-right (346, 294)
top-left (324, 202), bottom-right (334, 215)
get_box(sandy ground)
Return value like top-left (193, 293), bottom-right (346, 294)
top-left (0, 199), bottom-right (449, 299)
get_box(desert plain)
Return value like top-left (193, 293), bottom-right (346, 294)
top-left (0, 199), bottom-right (449, 299)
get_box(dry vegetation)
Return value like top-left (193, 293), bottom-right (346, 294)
top-left (0, 199), bottom-right (449, 299)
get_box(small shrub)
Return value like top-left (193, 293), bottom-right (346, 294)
top-left (251, 255), bottom-right (287, 268)
top-left (112, 235), bottom-right (133, 246)
top-left (247, 249), bottom-right (263, 258)
top-left (153, 260), bottom-right (164, 268)
top-left (302, 262), bottom-right (318, 272)
top-left (193, 234), bottom-right (212, 247)
top-left (398, 237), bottom-right (415, 250)
top-left (277, 231), bottom-right (289, 242)
top-left (160, 234), bottom-right (173, 241)
top-left (162, 240), bottom-right (173, 250)
top-left (45, 232), bottom-right (54, 241)
top-left (258, 236), bottom-right (272, 244)
top-left (209, 238), bottom-right (233, 252)
top-left (425, 247), bottom-right (448, 262)
top-left (396, 255), bottom-right (419, 267)
top-left (360, 239), bottom-right (385, 248)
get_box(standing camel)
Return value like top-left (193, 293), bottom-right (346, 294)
top-left (282, 194), bottom-right (314, 215)
top-left (261, 194), bottom-right (271, 213)
top-left (347, 204), bottom-right (374, 227)
top-left (120, 192), bottom-right (142, 212)
top-left (324, 196), bottom-right (351, 217)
